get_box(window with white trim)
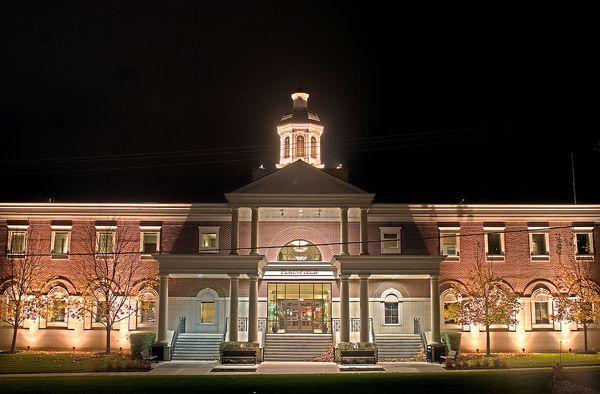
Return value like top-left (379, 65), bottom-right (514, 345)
top-left (140, 226), bottom-right (160, 254)
top-left (96, 227), bottom-right (115, 254)
top-left (484, 228), bottom-right (505, 257)
top-left (200, 302), bottom-right (215, 323)
top-left (531, 289), bottom-right (553, 327)
top-left (528, 229), bottom-right (549, 258)
top-left (439, 227), bottom-right (460, 258)
top-left (94, 301), bottom-right (109, 323)
top-left (138, 291), bottom-right (156, 324)
top-left (199, 226), bottom-right (219, 252)
top-left (7, 228), bottom-right (27, 255)
top-left (47, 287), bottom-right (68, 326)
top-left (380, 227), bottom-right (401, 254)
top-left (442, 291), bottom-right (461, 325)
top-left (574, 229), bottom-right (593, 256)
top-left (51, 226), bottom-right (71, 256)
top-left (383, 294), bottom-right (399, 325)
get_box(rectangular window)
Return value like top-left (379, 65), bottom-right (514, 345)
top-left (8, 230), bottom-right (27, 255)
top-left (440, 228), bottom-right (460, 258)
top-left (534, 302), bottom-right (550, 325)
top-left (575, 232), bottom-right (593, 256)
top-left (51, 231), bottom-right (70, 255)
top-left (50, 300), bottom-right (67, 322)
top-left (97, 231), bottom-right (114, 254)
top-left (380, 227), bottom-right (401, 254)
top-left (530, 233), bottom-right (549, 256)
top-left (200, 302), bottom-right (215, 323)
top-left (141, 232), bottom-right (159, 253)
top-left (199, 226), bottom-right (219, 252)
top-left (384, 302), bottom-right (399, 325)
top-left (485, 230), bottom-right (504, 256)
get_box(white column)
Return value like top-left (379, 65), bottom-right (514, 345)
top-left (359, 275), bottom-right (370, 343)
top-left (340, 207), bottom-right (349, 255)
top-left (430, 274), bottom-right (441, 343)
top-left (250, 207), bottom-right (259, 255)
top-left (228, 274), bottom-right (239, 342)
top-left (157, 275), bottom-right (169, 343)
top-left (340, 276), bottom-right (350, 343)
top-left (248, 276), bottom-right (259, 342)
top-left (360, 208), bottom-right (369, 255)
top-left (230, 208), bottom-right (239, 255)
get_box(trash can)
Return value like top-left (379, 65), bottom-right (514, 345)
top-left (152, 343), bottom-right (167, 361)
top-left (426, 343), bottom-right (447, 363)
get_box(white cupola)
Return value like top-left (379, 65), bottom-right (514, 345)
top-left (276, 88), bottom-right (324, 168)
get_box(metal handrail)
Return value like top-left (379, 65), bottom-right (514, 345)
top-left (370, 318), bottom-right (375, 343)
top-left (223, 317), bottom-right (229, 342)
top-left (419, 329), bottom-right (428, 351)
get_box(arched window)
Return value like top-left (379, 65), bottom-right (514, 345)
top-left (47, 287), bottom-right (68, 324)
top-left (138, 291), bottom-right (156, 324)
top-left (441, 290), bottom-right (461, 325)
top-left (384, 294), bottom-right (399, 325)
top-left (296, 135), bottom-right (305, 158)
top-left (310, 136), bottom-right (317, 159)
top-left (278, 240), bottom-right (321, 261)
top-left (532, 288), bottom-right (552, 326)
top-left (283, 136), bottom-right (290, 159)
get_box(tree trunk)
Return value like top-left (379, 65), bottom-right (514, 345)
top-left (485, 325), bottom-right (491, 356)
top-left (583, 324), bottom-right (588, 353)
top-left (105, 325), bottom-right (111, 354)
top-left (10, 324), bottom-right (19, 353)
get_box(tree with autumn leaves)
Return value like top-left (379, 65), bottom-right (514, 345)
top-left (552, 233), bottom-right (600, 353)
top-left (444, 242), bottom-right (521, 356)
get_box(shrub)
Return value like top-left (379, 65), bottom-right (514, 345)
top-left (440, 331), bottom-right (462, 354)
top-left (129, 332), bottom-right (156, 359)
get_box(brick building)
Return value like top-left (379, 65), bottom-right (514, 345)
top-left (1, 90), bottom-right (599, 359)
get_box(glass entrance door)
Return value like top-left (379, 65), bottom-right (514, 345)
top-left (268, 283), bottom-right (331, 334)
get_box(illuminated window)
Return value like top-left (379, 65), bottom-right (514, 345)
top-left (200, 302), bottom-right (215, 323)
top-left (284, 137), bottom-right (290, 158)
top-left (532, 289), bottom-right (552, 326)
top-left (278, 240), bottom-right (321, 261)
top-left (141, 230), bottom-right (160, 253)
top-left (440, 228), bottom-right (459, 257)
top-left (384, 294), bottom-right (399, 325)
top-left (8, 230), bottom-right (27, 255)
top-left (95, 301), bottom-right (109, 323)
top-left (442, 290), bottom-right (461, 325)
top-left (51, 230), bottom-right (70, 256)
top-left (139, 292), bottom-right (156, 323)
top-left (296, 135), bottom-right (305, 158)
top-left (380, 227), bottom-right (401, 254)
top-left (310, 136), bottom-right (317, 159)
top-left (529, 232), bottom-right (549, 256)
top-left (199, 226), bottom-right (219, 252)
top-left (97, 231), bottom-right (114, 254)
top-left (48, 288), bottom-right (68, 324)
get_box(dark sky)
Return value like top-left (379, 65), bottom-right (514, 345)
top-left (0, 3), bottom-right (597, 204)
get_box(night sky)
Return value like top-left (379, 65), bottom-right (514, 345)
top-left (1, 3), bottom-right (597, 204)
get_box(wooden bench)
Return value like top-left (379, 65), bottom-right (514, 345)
top-left (220, 350), bottom-right (257, 365)
top-left (140, 350), bottom-right (158, 363)
top-left (339, 350), bottom-right (377, 365)
top-left (440, 350), bottom-right (457, 364)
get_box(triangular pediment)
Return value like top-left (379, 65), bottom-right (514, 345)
top-left (225, 160), bottom-right (375, 207)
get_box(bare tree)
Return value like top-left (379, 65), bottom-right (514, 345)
top-left (553, 234), bottom-right (600, 353)
top-left (0, 231), bottom-right (48, 353)
top-left (444, 242), bottom-right (521, 356)
top-left (70, 221), bottom-right (154, 354)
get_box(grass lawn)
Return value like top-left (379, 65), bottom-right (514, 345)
top-left (0, 368), bottom-right (598, 394)
top-left (459, 352), bottom-right (600, 368)
top-left (0, 352), bottom-right (149, 374)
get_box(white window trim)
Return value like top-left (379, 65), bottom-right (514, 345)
top-left (95, 226), bottom-right (116, 254)
top-left (439, 227), bottom-right (460, 259)
top-left (140, 226), bottom-right (161, 255)
top-left (531, 289), bottom-right (554, 329)
top-left (528, 228), bottom-right (549, 261)
top-left (7, 225), bottom-right (28, 256)
top-left (50, 225), bottom-right (72, 257)
top-left (573, 227), bottom-right (594, 258)
top-left (380, 226), bottom-right (401, 254)
top-left (198, 226), bottom-right (220, 253)
top-left (484, 227), bottom-right (505, 259)
top-left (46, 287), bottom-right (69, 328)
top-left (137, 290), bottom-right (158, 326)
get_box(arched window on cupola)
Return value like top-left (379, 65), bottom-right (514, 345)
top-left (310, 136), bottom-right (317, 159)
top-left (296, 135), bottom-right (305, 158)
top-left (283, 136), bottom-right (290, 159)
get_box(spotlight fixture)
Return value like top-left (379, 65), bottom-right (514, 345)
top-left (259, 164), bottom-right (265, 169)
top-left (522, 348), bottom-right (525, 354)
top-left (337, 163), bottom-right (343, 169)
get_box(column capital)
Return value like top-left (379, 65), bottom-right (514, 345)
top-left (228, 273), bottom-right (240, 279)
top-left (429, 274), bottom-right (440, 280)
top-left (247, 274), bottom-right (259, 280)
top-left (339, 274), bottom-right (351, 281)
top-left (358, 274), bottom-right (371, 280)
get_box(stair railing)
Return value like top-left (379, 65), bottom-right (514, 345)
top-left (223, 317), bottom-right (229, 342)
top-left (370, 317), bottom-right (375, 344)
top-left (419, 329), bottom-right (428, 352)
